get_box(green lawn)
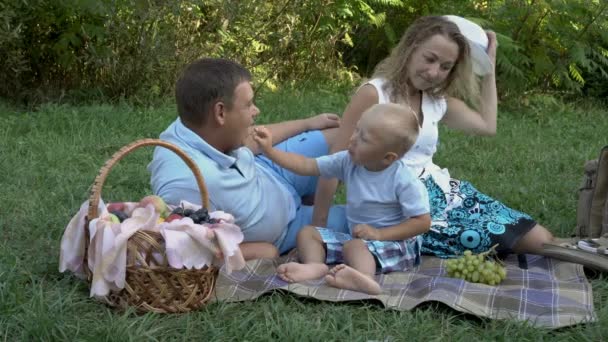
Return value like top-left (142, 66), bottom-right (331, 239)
top-left (1, 86), bottom-right (607, 340)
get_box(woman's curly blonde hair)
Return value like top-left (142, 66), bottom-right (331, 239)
top-left (372, 16), bottom-right (480, 107)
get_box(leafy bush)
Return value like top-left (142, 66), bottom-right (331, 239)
top-left (342, 0), bottom-right (608, 101)
top-left (0, 0), bottom-right (607, 105)
top-left (0, 0), bottom-right (368, 104)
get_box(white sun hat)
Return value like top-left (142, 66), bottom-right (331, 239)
top-left (443, 15), bottom-right (493, 76)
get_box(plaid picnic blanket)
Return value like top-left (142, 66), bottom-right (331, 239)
top-left (212, 251), bottom-right (596, 329)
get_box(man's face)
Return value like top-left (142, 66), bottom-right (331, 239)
top-left (223, 81), bottom-right (260, 150)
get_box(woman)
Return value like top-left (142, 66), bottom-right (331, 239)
top-left (312, 15), bottom-right (554, 257)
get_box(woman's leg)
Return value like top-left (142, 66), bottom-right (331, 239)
top-left (512, 224), bottom-right (554, 255)
top-left (420, 177), bottom-right (555, 257)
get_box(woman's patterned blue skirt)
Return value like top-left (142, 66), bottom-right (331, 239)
top-left (421, 176), bottom-right (536, 258)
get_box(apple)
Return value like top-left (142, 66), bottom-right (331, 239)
top-left (108, 213), bottom-right (120, 224)
top-left (138, 195), bottom-right (170, 218)
top-left (165, 213), bottom-right (184, 222)
top-left (109, 210), bottom-right (129, 222)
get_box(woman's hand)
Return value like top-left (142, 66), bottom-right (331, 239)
top-left (485, 31), bottom-right (497, 68)
top-left (306, 113), bottom-right (340, 131)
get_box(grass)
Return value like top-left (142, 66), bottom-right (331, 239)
top-left (1, 85), bottom-right (607, 340)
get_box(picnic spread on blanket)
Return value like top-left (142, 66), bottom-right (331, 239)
top-left (60, 204), bottom-right (597, 328)
top-left (58, 139), bottom-right (604, 327)
top-left (58, 197), bottom-right (600, 327)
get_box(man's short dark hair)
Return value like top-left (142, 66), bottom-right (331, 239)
top-left (175, 58), bottom-right (252, 127)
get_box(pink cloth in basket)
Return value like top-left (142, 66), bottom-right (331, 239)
top-left (161, 210), bottom-right (245, 274)
top-left (59, 200), bottom-right (245, 298)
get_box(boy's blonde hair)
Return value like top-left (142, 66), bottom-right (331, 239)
top-left (363, 103), bottom-right (419, 157)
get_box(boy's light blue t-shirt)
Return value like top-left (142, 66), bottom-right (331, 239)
top-left (316, 151), bottom-right (429, 232)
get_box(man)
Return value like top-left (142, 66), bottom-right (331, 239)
top-left (148, 58), bottom-right (349, 257)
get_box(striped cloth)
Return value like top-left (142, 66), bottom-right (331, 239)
top-left (212, 252), bottom-right (596, 329)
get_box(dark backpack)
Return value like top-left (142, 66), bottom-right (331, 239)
top-left (575, 145), bottom-right (608, 238)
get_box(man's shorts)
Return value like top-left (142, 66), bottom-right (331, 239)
top-left (317, 228), bottom-right (422, 273)
top-left (256, 130), bottom-right (328, 199)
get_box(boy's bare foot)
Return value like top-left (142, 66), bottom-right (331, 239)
top-left (324, 264), bottom-right (381, 295)
top-left (276, 262), bottom-right (329, 283)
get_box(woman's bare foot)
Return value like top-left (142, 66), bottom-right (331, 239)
top-left (324, 264), bottom-right (381, 295)
top-left (276, 262), bottom-right (329, 283)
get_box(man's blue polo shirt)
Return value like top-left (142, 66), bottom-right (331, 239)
top-left (148, 119), bottom-right (295, 246)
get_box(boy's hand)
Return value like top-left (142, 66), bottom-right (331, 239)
top-left (352, 224), bottom-right (380, 240)
top-left (252, 126), bottom-right (273, 152)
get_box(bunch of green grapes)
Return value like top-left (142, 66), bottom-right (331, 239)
top-left (445, 250), bottom-right (507, 285)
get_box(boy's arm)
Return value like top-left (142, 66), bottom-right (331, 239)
top-left (253, 126), bottom-right (320, 176)
top-left (244, 113), bottom-right (340, 154)
top-left (352, 214), bottom-right (431, 241)
top-left (264, 146), bottom-right (320, 176)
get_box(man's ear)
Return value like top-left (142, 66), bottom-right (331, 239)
top-left (383, 152), bottom-right (399, 164)
top-left (212, 100), bottom-right (226, 125)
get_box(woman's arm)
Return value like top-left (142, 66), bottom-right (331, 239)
top-left (311, 85), bottom-right (379, 226)
top-left (441, 31), bottom-right (498, 136)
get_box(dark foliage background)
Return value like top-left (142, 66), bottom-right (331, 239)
top-left (1, 0), bottom-right (606, 105)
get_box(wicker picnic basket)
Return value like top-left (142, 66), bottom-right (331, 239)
top-left (83, 138), bottom-right (218, 313)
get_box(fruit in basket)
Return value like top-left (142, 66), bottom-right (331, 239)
top-left (108, 213), bottom-right (121, 224)
top-left (171, 207), bottom-right (185, 216)
top-left (190, 208), bottom-right (210, 224)
top-left (138, 195), bottom-right (170, 218)
top-left (110, 210), bottom-right (129, 222)
top-left (166, 213), bottom-right (184, 222)
top-left (166, 206), bottom-right (216, 224)
top-left (107, 202), bottom-right (126, 212)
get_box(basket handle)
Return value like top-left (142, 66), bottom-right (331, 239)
top-left (87, 138), bottom-right (209, 220)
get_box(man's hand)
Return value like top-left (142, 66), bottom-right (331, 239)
top-left (252, 126), bottom-right (273, 152)
top-left (352, 224), bottom-right (380, 240)
top-left (306, 113), bottom-right (340, 131)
